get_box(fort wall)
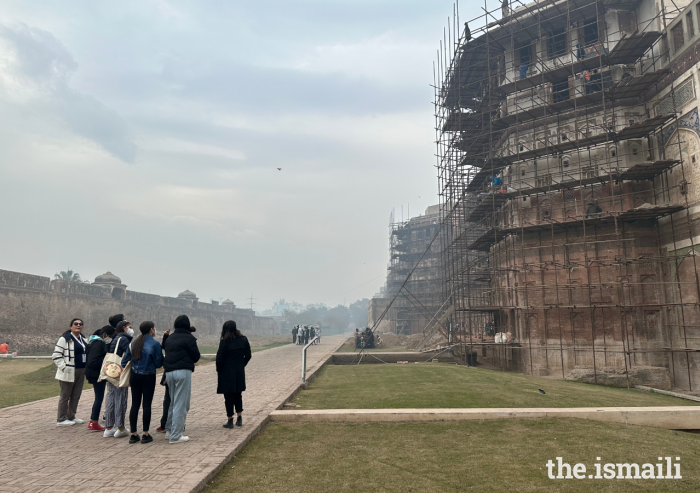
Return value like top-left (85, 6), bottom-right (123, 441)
top-left (0, 269), bottom-right (282, 353)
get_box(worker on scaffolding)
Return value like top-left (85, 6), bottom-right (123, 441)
top-left (586, 201), bottom-right (602, 218)
top-left (489, 175), bottom-right (503, 191)
top-left (485, 321), bottom-right (495, 338)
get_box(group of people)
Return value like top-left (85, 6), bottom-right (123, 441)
top-left (354, 327), bottom-right (375, 348)
top-left (291, 325), bottom-right (320, 345)
top-left (52, 313), bottom-right (252, 444)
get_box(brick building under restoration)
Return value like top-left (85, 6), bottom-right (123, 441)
top-left (432, 0), bottom-right (700, 389)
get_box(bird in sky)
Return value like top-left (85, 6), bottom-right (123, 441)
top-left (277, 168), bottom-right (282, 171)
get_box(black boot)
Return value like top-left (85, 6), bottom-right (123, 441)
top-left (235, 416), bottom-right (242, 427)
top-left (223, 419), bottom-right (234, 429)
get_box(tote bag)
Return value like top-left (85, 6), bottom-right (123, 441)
top-left (98, 340), bottom-right (128, 386)
top-left (118, 358), bottom-right (132, 388)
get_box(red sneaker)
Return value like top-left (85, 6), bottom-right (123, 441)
top-left (156, 426), bottom-right (166, 433)
top-left (87, 421), bottom-right (106, 432)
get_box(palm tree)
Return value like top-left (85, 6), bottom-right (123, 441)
top-left (54, 269), bottom-right (82, 282)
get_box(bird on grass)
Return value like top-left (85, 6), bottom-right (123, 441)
top-left (538, 389), bottom-right (546, 394)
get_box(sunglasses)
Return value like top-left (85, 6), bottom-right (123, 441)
top-left (73, 322), bottom-right (83, 326)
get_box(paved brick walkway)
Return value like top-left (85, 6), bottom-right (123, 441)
top-left (0, 336), bottom-right (345, 493)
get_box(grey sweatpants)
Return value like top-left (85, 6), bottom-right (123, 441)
top-left (104, 382), bottom-right (129, 428)
top-left (57, 368), bottom-right (86, 422)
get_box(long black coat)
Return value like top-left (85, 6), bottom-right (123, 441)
top-left (216, 336), bottom-right (252, 394)
top-left (85, 338), bottom-right (107, 384)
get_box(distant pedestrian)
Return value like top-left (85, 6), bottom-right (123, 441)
top-left (53, 318), bottom-right (89, 426)
top-left (103, 318), bottom-right (133, 438)
top-left (217, 320), bottom-right (252, 429)
top-left (163, 315), bottom-right (201, 444)
top-left (292, 326), bottom-right (298, 345)
top-left (122, 321), bottom-right (163, 444)
top-left (0, 341), bottom-right (8, 354)
top-left (316, 327), bottom-right (321, 344)
top-left (85, 325), bottom-right (115, 431)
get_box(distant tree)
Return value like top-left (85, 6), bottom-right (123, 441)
top-left (54, 269), bottom-right (82, 282)
top-left (283, 304), bottom-right (351, 334)
top-left (349, 298), bottom-right (370, 327)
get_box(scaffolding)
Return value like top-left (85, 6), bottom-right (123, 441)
top-left (385, 207), bottom-right (443, 334)
top-left (433, 0), bottom-right (700, 389)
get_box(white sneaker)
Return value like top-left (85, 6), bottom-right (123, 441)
top-left (72, 418), bottom-right (85, 424)
top-left (114, 428), bottom-right (130, 438)
top-left (169, 436), bottom-right (189, 444)
top-left (165, 431), bottom-right (170, 439)
top-left (57, 420), bottom-right (75, 427)
top-left (103, 427), bottom-right (116, 437)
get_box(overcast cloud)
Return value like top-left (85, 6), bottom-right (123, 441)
top-left (0, 0), bottom-right (474, 310)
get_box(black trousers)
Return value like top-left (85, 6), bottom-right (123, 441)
top-left (129, 372), bottom-right (156, 433)
top-left (160, 383), bottom-right (171, 429)
top-left (224, 393), bottom-right (243, 416)
top-left (90, 379), bottom-right (107, 421)
top-left (293, 334), bottom-right (297, 343)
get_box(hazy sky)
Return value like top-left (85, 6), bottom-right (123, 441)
top-left (0, 0), bottom-right (478, 310)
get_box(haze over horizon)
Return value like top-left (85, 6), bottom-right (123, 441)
top-left (0, 0), bottom-right (480, 310)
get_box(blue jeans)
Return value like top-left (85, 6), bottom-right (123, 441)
top-left (165, 369), bottom-right (192, 441)
top-left (90, 380), bottom-right (107, 421)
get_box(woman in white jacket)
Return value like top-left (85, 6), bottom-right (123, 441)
top-left (53, 318), bottom-right (89, 426)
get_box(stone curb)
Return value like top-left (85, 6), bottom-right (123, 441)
top-left (269, 406), bottom-right (700, 430)
top-left (189, 337), bottom-right (346, 493)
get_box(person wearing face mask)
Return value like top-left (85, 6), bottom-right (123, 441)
top-left (85, 325), bottom-right (116, 431)
top-left (103, 319), bottom-right (133, 438)
top-left (122, 321), bottom-right (163, 444)
top-left (53, 318), bottom-right (89, 426)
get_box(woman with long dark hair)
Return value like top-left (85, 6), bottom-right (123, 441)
top-left (85, 325), bottom-right (116, 431)
top-left (216, 320), bottom-right (252, 429)
top-left (121, 321), bottom-right (163, 444)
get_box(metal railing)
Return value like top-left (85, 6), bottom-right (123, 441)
top-left (301, 336), bottom-right (319, 384)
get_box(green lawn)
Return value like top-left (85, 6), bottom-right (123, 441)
top-left (0, 358), bottom-right (213, 408)
top-left (204, 419), bottom-right (700, 493)
top-left (289, 364), bottom-right (696, 409)
top-left (0, 359), bottom-right (91, 408)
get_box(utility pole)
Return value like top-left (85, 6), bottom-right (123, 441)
top-left (248, 292), bottom-right (256, 311)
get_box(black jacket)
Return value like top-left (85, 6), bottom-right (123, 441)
top-left (216, 336), bottom-right (251, 394)
top-left (85, 338), bottom-right (107, 384)
top-left (109, 333), bottom-right (132, 357)
top-left (163, 328), bottom-right (200, 372)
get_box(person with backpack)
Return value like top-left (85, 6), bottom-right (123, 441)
top-left (103, 318), bottom-right (133, 438)
top-left (122, 321), bottom-right (163, 444)
top-left (163, 315), bottom-right (200, 444)
top-left (85, 325), bottom-right (115, 431)
top-left (216, 321), bottom-right (252, 429)
top-left (53, 318), bottom-right (89, 426)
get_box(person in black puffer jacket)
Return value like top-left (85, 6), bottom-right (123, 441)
top-left (163, 315), bottom-right (200, 443)
top-left (85, 325), bottom-right (115, 431)
top-left (217, 320), bottom-right (251, 429)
